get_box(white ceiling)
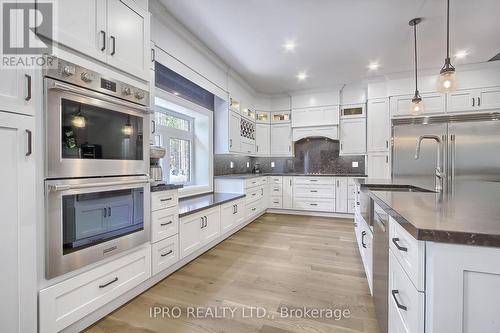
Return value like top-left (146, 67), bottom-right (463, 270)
top-left (159, 0), bottom-right (500, 95)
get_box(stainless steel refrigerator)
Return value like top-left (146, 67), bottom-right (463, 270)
top-left (392, 112), bottom-right (500, 190)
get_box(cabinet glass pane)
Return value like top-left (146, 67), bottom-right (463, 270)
top-left (62, 188), bottom-right (144, 254)
top-left (272, 113), bottom-right (290, 121)
top-left (343, 107), bottom-right (363, 116)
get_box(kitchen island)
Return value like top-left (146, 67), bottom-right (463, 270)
top-left (355, 178), bottom-right (500, 333)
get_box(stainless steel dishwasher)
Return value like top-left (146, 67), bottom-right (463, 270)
top-left (373, 203), bottom-right (389, 333)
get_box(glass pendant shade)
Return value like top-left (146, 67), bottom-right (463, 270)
top-left (71, 114), bottom-right (86, 128)
top-left (410, 93), bottom-right (425, 116)
top-left (437, 60), bottom-right (458, 93)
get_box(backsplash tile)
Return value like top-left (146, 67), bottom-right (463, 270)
top-left (214, 138), bottom-right (365, 176)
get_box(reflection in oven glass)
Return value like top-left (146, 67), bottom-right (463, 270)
top-left (61, 99), bottom-right (143, 160)
top-left (62, 188), bottom-right (144, 254)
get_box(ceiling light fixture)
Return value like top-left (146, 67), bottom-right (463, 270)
top-left (454, 50), bottom-right (468, 59)
top-left (409, 18), bottom-right (424, 116)
top-left (283, 41), bottom-right (296, 52)
top-left (368, 62), bottom-right (380, 71)
top-left (437, 0), bottom-right (458, 93)
top-left (297, 72), bottom-right (308, 81)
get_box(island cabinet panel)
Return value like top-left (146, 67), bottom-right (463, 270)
top-left (425, 242), bottom-right (500, 333)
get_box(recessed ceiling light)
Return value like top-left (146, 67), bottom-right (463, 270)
top-left (283, 41), bottom-right (296, 52)
top-left (297, 72), bottom-right (308, 81)
top-left (368, 62), bottom-right (380, 71)
top-left (454, 50), bottom-right (469, 59)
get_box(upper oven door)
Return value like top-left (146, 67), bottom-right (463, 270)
top-left (45, 78), bottom-right (150, 178)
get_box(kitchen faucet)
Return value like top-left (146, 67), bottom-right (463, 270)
top-left (414, 135), bottom-right (446, 192)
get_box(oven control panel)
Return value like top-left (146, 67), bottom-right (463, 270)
top-left (45, 57), bottom-right (150, 107)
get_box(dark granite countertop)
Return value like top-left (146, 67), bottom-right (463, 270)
top-left (150, 182), bottom-right (183, 192)
top-left (357, 178), bottom-right (500, 247)
top-left (215, 173), bottom-right (367, 179)
top-left (178, 192), bottom-right (246, 218)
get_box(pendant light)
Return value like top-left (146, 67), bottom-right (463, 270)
top-left (437, 0), bottom-right (457, 92)
top-left (409, 18), bottom-right (424, 116)
top-left (71, 103), bottom-right (86, 128)
top-left (122, 115), bottom-right (134, 137)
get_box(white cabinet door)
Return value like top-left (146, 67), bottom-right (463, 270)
top-left (292, 106), bottom-right (339, 127)
top-left (107, 0), bottom-right (148, 79)
top-left (200, 208), bottom-right (221, 244)
top-left (391, 93), bottom-right (445, 117)
top-left (220, 200), bottom-right (245, 233)
top-left (74, 201), bottom-right (107, 239)
top-left (367, 98), bottom-right (390, 152)
top-left (447, 89), bottom-right (478, 113)
top-left (179, 213), bottom-right (203, 258)
top-left (335, 178), bottom-right (348, 213)
top-left (229, 111), bottom-right (241, 153)
top-left (368, 153), bottom-right (391, 179)
top-left (477, 86), bottom-right (500, 111)
top-left (0, 112), bottom-right (36, 333)
top-left (107, 196), bottom-right (134, 230)
top-left (271, 123), bottom-right (292, 156)
top-left (255, 123), bottom-right (270, 155)
top-left (340, 118), bottom-right (366, 155)
top-left (38, 0), bottom-right (107, 62)
top-left (282, 176), bottom-right (294, 209)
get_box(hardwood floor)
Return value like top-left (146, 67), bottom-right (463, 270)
top-left (86, 213), bottom-right (379, 333)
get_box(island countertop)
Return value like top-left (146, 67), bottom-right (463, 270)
top-left (356, 178), bottom-right (500, 247)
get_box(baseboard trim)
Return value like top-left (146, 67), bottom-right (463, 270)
top-left (62, 212), bottom-right (265, 333)
top-left (266, 208), bottom-right (354, 219)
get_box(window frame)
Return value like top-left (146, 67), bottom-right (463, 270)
top-left (155, 108), bottom-right (195, 186)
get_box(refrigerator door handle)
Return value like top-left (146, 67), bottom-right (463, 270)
top-left (450, 134), bottom-right (456, 184)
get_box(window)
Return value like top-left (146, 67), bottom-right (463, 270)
top-left (155, 110), bottom-right (194, 185)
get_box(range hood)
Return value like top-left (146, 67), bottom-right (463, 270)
top-left (292, 126), bottom-right (339, 142)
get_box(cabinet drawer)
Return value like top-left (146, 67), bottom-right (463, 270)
top-left (270, 176), bottom-right (282, 184)
top-left (151, 207), bottom-right (178, 243)
top-left (240, 141), bottom-right (255, 154)
top-left (348, 199), bottom-right (355, 214)
top-left (294, 184), bottom-right (335, 198)
top-left (246, 198), bottom-right (263, 218)
top-left (389, 251), bottom-right (425, 333)
top-left (246, 186), bottom-right (263, 204)
top-left (245, 177), bottom-right (263, 189)
top-left (269, 196), bottom-right (282, 208)
top-left (294, 176), bottom-right (335, 185)
top-left (152, 235), bottom-right (179, 276)
top-left (270, 184), bottom-right (283, 195)
top-left (39, 246), bottom-right (151, 333)
top-left (293, 198), bottom-right (335, 212)
top-left (152, 191), bottom-right (178, 211)
top-left (389, 217), bottom-right (425, 291)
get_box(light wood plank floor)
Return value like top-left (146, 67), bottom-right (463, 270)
top-left (86, 213), bottom-right (379, 333)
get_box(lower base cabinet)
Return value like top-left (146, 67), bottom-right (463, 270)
top-left (179, 207), bottom-right (221, 259)
top-left (39, 246), bottom-right (151, 333)
top-left (220, 198), bottom-right (246, 233)
top-left (152, 235), bottom-right (179, 276)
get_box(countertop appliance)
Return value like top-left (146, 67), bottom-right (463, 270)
top-left (392, 112), bottom-right (500, 190)
top-left (373, 203), bottom-right (389, 333)
top-left (44, 57), bottom-right (150, 179)
top-left (150, 145), bottom-right (166, 181)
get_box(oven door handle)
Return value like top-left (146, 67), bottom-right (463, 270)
top-left (48, 179), bottom-right (149, 192)
top-left (48, 81), bottom-right (151, 114)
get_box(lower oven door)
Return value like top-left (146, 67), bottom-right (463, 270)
top-left (45, 78), bottom-right (150, 178)
top-left (45, 176), bottom-right (150, 279)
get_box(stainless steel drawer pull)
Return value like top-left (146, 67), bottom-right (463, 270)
top-left (25, 74), bottom-right (32, 101)
top-left (361, 231), bottom-right (367, 248)
top-left (103, 246), bottom-right (117, 254)
top-left (25, 129), bottom-right (32, 156)
top-left (391, 290), bottom-right (407, 311)
top-left (160, 198), bottom-right (173, 202)
top-left (392, 238), bottom-right (408, 252)
top-left (310, 203), bottom-right (318, 206)
top-left (160, 221), bottom-right (173, 226)
top-left (309, 179), bottom-right (318, 182)
top-left (252, 208), bottom-right (256, 211)
top-left (99, 277), bottom-right (118, 289)
top-left (310, 190), bottom-right (318, 193)
top-left (161, 250), bottom-right (173, 257)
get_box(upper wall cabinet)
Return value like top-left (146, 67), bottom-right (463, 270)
top-left (447, 86), bottom-right (500, 113)
top-left (390, 92), bottom-right (445, 118)
top-left (37, 0), bottom-right (149, 81)
top-left (340, 118), bottom-right (366, 155)
top-left (291, 91), bottom-right (340, 109)
top-left (292, 106), bottom-right (339, 128)
top-left (367, 98), bottom-right (390, 153)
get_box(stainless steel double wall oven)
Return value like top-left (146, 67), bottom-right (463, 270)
top-left (44, 58), bottom-right (151, 278)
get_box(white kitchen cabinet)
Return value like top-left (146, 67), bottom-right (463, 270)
top-left (282, 176), bottom-right (294, 209)
top-left (152, 235), bottom-right (179, 276)
top-left (39, 0), bottom-right (107, 62)
top-left (335, 177), bottom-right (349, 213)
top-left (39, 246), bottom-right (151, 333)
top-left (215, 100), bottom-right (242, 154)
top-left (340, 118), bottom-right (366, 155)
top-left (368, 152), bottom-right (391, 179)
top-left (255, 123), bottom-right (270, 155)
top-left (229, 111), bottom-right (242, 152)
top-left (390, 93), bottom-right (445, 117)
top-left (0, 112), bottom-right (36, 333)
top-left (37, 0), bottom-right (149, 80)
top-left (151, 206), bottom-right (178, 243)
top-left (367, 98), bottom-right (390, 152)
top-left (447, 86), bottom-right (500, 113)
top-left (179, 207), bottom-right (220, 259)
top-left (220, 199), bottom-right (245, 233)
top-left (271, 123), bottom-right (292, 156)
top-left (355, 214), bottom-right (373, 293)
top-left (291, 106), bottom-right (339, 128)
